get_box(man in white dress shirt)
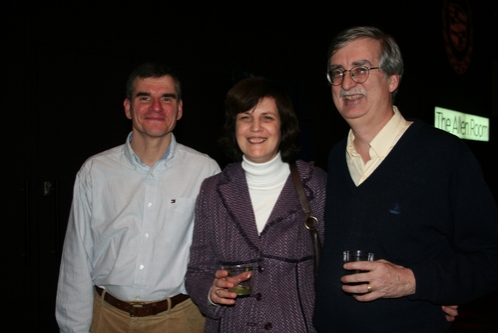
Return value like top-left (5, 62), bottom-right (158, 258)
top-left (56, 62), bottom-right (220, 333)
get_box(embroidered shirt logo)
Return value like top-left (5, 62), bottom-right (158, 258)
top-left (389, 203), bottom-right (401, 215)
top-left (171, 199), bottom-right (176, 203)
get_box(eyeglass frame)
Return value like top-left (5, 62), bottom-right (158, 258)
top-left (326, 65), bottom-right (380, 86)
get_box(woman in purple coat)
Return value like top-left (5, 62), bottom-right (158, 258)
top-left (186, 77), bottom-right (326, 332)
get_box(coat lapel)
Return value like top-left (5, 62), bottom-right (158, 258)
top-left (216, 162), bottom-right (306, 245)
top-left (263, 177), bottom-right (301, 234)
top-left (217, 164), bottom-right (261, 249)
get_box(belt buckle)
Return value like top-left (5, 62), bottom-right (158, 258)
top-left (129, 302), bottom-right (145, 317)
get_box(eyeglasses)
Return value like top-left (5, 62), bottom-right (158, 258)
top-left (326, 65), bottom-right (379, 86)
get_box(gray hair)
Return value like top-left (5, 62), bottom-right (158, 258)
top-left (327, 26), bottom-right (404, 98)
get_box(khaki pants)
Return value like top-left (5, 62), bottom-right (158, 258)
top-left (91, 289), bottom-right (205, 333)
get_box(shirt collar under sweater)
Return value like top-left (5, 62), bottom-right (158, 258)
top-left (346, 106), bottom-right (412, 185)
top-left (242, 152), bottom-right (290, 189)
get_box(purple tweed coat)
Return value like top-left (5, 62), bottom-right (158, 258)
top-left (186, 160), bottom-right (326, 332)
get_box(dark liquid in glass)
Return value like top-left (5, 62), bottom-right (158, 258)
top-left (344, 270), bottom-right (368, 285)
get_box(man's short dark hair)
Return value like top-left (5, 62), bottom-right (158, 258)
top-left (126, 62), bottom-right (182, 100)
top-left (220, 77), bottom-right (300, 163)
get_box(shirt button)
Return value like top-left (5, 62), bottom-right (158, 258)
top-left (139, 265), bottom-right (144, 270)
top-left (264, 322), bottom-right (272, 330)
top-left (258, 266), bottom-right (264, 273)
top-left (145, 233), bottom-right (149, 238)
top-left (255, 293), bottom-right (263, 301)
top-left (148, 203), bottom-right (153, 208)
top-left (150, 173), bottom-right (154, 178)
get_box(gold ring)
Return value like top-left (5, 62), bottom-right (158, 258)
top-left (367, 284), bottom-right (372, 293)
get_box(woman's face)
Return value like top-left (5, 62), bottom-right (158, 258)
top-left (236, 97), bottom-right (281, 164)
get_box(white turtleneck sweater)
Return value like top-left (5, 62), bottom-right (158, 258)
top-left (242, 152), bottom-right (290, 234)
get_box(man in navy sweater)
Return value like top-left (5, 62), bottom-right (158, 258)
top-left (313, 26), bottom-right (497, 332)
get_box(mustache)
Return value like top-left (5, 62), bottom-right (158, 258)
top-left (340, 89), bottom-right (366, 98)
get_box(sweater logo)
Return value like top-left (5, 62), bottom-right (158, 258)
top-left (389, 202), bottom-right (401, 215)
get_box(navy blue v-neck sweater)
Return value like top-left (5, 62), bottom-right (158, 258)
top-left (314, 119), bottom-right (497, 333)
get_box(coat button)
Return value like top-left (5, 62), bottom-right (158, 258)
top-left (255, 293), bottom-right (263, 301)
top-left (264, 322), bottom-right (272, 330)
top-left (258, 266), bottom-right (264, 273)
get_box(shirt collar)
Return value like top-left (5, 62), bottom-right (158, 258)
top-left (369, 106), bottom-right (407, 159)
top-left (124, 132), bottom-right (177, 168)
top-left (347, 106), bottom-right (407, 159)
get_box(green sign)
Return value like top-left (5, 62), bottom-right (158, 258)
top-left (434, 107), bottom-right (489, 142)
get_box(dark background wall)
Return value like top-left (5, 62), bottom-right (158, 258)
top-left (1, 1), bottom-right (496, 331)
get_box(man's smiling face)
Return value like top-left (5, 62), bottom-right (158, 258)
top-left (330, 38), bottom-right (399, 125)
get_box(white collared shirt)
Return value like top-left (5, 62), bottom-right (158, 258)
top-left (346, 106), bottom-right (412, 186)
top-left (56, 132), bottom-right (220, 333)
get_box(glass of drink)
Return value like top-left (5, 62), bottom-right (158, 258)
top-left (222, 264), bottom-right (254, 296)
top-left (343, 250), bottom-right (374, 275)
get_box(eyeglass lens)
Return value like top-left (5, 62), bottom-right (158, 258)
top-left (329, 66), bottom-right (371, 85)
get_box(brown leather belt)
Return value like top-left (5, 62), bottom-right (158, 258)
top-left (95, 286), bottom-right (190, 317)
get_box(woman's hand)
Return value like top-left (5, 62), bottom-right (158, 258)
top-left (209, 269), bottom-right (251, 305)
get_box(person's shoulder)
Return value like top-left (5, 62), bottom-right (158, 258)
top-left (295, 160), bottom-right (327, 180)
top-left (294, 161), bottom-right (327, 198)
top-left (295, 159), bottom-right (322, 171)
top-left (175, 143), bottom-right (217, 162)
top-left (214, 162), bottom-right (242, 179)
top-left (80, 144), bottom-right (125, 169)
top-left (409, 119), bottom-right (469, 151)
top-left (174, 143), bottom-right (220, 172)
top-left (401, 120), bottom-right (476, 169)
top-left (201, 162), bottom-right (241, 188)
top-left (71, 144), bottom-right (127, 185)
top-left (328, 137), bottom-right (348, 158)
top-left (91, 144), bottom-right (125, 159)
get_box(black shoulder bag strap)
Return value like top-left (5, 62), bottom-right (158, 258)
top-left (289, 161), bottom-right (322, 281)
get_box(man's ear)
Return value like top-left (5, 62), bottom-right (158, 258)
top-left (388, 74), bottom-right (400, 93)
top-left (176, 100), bottom-right (183, 120)
top-left (124, 98), bottom-right (132, 119)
